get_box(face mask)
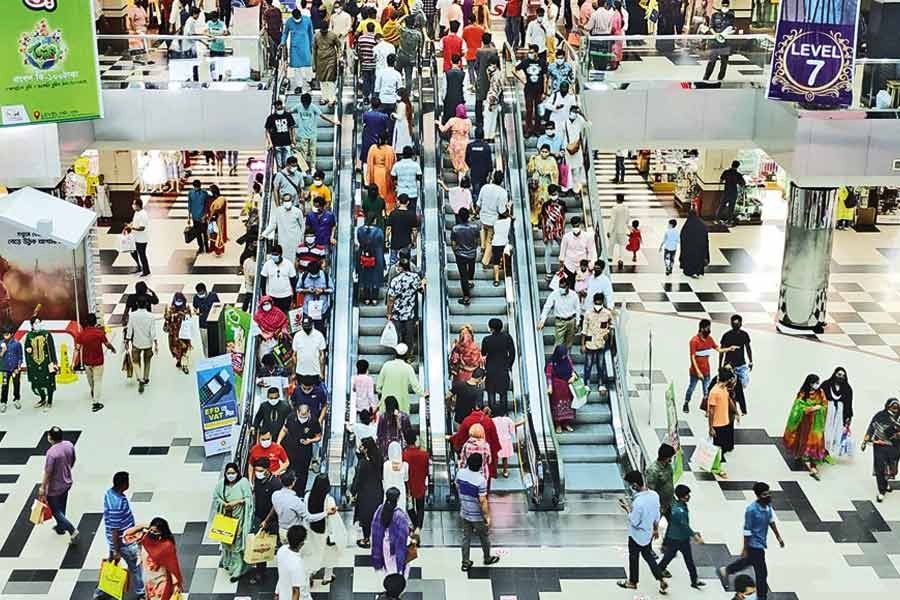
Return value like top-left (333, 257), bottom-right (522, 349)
top-left (298, 415), bottom-right (310, 423)
top-left (743, 594), bottom-right (758, 600)
top-left (226, 473), bottom-right (238, 482)
top-left (305, 238), bottom-right (316, 246)
top-left (594, 305), bottom-right (603, 312)
top-left (277, 109), bottom-right (285, 114)
top-left (556, 58), bottom-right (564, 64)
top-left (335, 6), bottom-right (342, 11)
top-left (255, 471), bottom-right (267, 480)
top-left (273, 256), bottom-right (282, 264)
top-left (174, 300), bottom-right (184, 307)
top-left (197, 292), bottom-right (207, 298)
top-left (560, 286), bottom-right (569, 295)
top-left (287, 166), bottom-right (296, 174)
top-left (314, 179), bottom-right (323, 186)
top-left (260, 439), bottom-right (272, 448)
top-left (573, 228), bottom-right (581, 235)
top-left (568, 114), bottom-right (577, 122)
top-left (262, 303), bottom-right (272, 311)
top-left (757, 496), bottom-right (771, 506)
top-left (148, 531), bottom-right (162, 540)
top-left (268, 396), bottom-right (280, 405)
top-left (32, 321), bottom-right (42, 331)
top-left (811, 382), bottom-right (820, 390)
top-left (549, 194), bottom-right (558, 201)
top-left (528, 53), bottom-right (536, 59)
top-left (546, 130), bottom-right (555, 137)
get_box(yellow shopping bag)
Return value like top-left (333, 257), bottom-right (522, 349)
top-left (209, 512), bottom-right (239, 544)
top-left (244, 530), bottom-right (277, 564)
top-left (98, 559), bottom-right (129, 600)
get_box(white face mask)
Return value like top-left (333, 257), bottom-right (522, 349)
top-left (594, 305), bottom-right (603, 312)
top-left (260, 439), bottom-right (272, 448)
top-left (556, 58), bottom-right (564, 64)
top-left (573, 227), bottom-right (581, 235)
top-left (32, 321), bottom-right (43, 331)
top-left (811, 382), bottom-right (820, 390)
top-left (255, 471), bottom-right (267, 480)
top-left (262, 303), bottom-right (272, 311)
top-left (546, 130), bottom-right (555, 137)
top-left (226, 473), bottom-right (238, 482)
top-left (267, 396), bottom-right (280, 405)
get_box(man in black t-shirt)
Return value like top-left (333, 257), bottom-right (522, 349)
top-left (277, 403), bottom-right (322, 494)
top-left (515, 44), bottom-right (546, 137)
top-left (449, 368), bottom-right (486, 426)
top-left (717, 160), bottom-right (745, 224)
top-left (720, 314), bottom-right (752, 401)
top-left (264, 99), bottom-right (296, 169)
top-left (249, 456), bottom-right (282, 583)
top-left (385, 194), bottom-right (419, 266)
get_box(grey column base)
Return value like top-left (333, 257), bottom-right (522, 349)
top-left (776, 320), bottom-right (824, 336)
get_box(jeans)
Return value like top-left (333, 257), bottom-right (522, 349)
top-left (461, 519), bottom-right (491, 563)
top-left (46, 489), bottom-right (76, 534)
top-left (543, 238), bottom-right (560, 274)
top-left (684, 373), bottom-right (711, 407)
top-left (396, 319), bottom-right (418, 357)
top-left (733, 364), bottom-right (750, 389)
top-left (131, 242), bottom-right (150, 275)
top-left (615, 155), bottom-right (626, 182)
top-left (628, 536), bottom-right (664, 584)
top-left (455, 254), bottom-right (476, 300)
top-left (659, 538), bottom-right (698, 584)
top-left (717, 193), bottom-right (737, 222)
top-left (85, 365), bottom-right (103, 400)
top-left (704, 47), bottom-right (730, 81)
top-left (131, 347), bottom-right (153, 382)
top-left (97, 542), bottom-right (145, 598)
top-left (523, 90), bottom-right (542, 134)
top-left (725, 547), bottom-right (768, 599)
top-left (505, 16), bottom-right (523, 50)
top-left (274, 145), bottom-right (292, 170)
top-left (362, 69), bottom-right (376, 101)
top-left (192, 219), bottom-right (208, 252)
top-left (1, 371), bottom-right (20, 404)
top-left (583, 349), bottom-right (606, 387)
top-left (663, 249), bottom-right (676, 274)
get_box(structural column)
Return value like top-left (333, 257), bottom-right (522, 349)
top-left (98, 150), bottom-right (139, 228)
top-left (776, 184), bottom-right (837, 334)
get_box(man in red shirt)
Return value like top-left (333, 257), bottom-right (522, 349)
top-left (684, 319), bottom-right (734, 413)
top-left (450, 406), bottom-right (500, 480)
top-left (504, 0), bottom-right (523, 51)
top-left (442, 20), bottom-right (465, 72)
top-left (74, 314), bottom-right (115, 413)
top-left (247, 430), bottom-right (290, 479)
top-left (461, 14), bottom-right (484, 88)
top-left (403, 429), bottom-right (429, 533)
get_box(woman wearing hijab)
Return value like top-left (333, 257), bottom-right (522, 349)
top-left (862, 398), bottom-right (900, 502)
top-left (163, 292), bottom-right (192, 374)
top-left (822, 367), bottom-right (854, 457)
top-left (304, 473), bottom-right (346, 585)
top-left (448, 325), bottom-right (483, 382)
top-left (254, 295), bottom-right (290, 341)
top-left (459, 423), bottom-right (492, 483)
top-left (371, 487), bottom-right (413, 578)
top-left (783, 374), bottom-right (829, 480)
top-left (376, 396), bottom-right (413, 458)
top-left (545, 345), bottom-right (576, 433)
top-left (123, 518), bottom-right (183, 600)
top-left (438, 104), bottom-right (473, 174)
top-left (383, 441), bottom-right (410, 510)
top-left (366, 133), bottom-right (398, 212)
top-left (208, 184), bottom-right (229, 256)
top-left (357, 215), bottom-right (387, 306)
top-left (352, 437), bottom-right (384, 548)
top-left (212, 462), bottom-right (254, 582)
top-left (679, 208), bottom-right (710, 278)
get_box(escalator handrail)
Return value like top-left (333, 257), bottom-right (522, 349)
top-left (501, 42), bottom-right (566, 503)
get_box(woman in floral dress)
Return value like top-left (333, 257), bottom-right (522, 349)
top-left (528, 144), bottom-right (560, 226)
top-left (163, 292), bottom-right (192, 374)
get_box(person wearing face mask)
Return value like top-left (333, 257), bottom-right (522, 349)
top-left (515, 44), bottom-right (547, 137)
top-left (265, 100), bottom-right (297, 170)
top-left (581, 292), bottom-right (613, 390)
top-left (731, 574), bottom-right (757, 600)
top-left (719, 314), bottom-right (752, 403)
top-left (253, 385), bottom-right (293, 444)
top-left (718, 481), bottom-right (784, 600)
top-left (214, 463), bottom-right (254, 582)
top-left (483, 62), bottom-right (504, 141)
top-left (246, 457), bottom-right (282, 585)
top-left (683, 319), bottom-right (734, 414)
top-left (616, 470), bottom-right (668, 594)
top-left (282, 8), bottom-right (315, 93)
top-left (537, 275), bottom-right (581, 348)
top-left (122, 517), bottom-right (184, 599)
top-left (557, 215), bottom-right (597, 289)
top-left (657, 485), bottom-right (705, 589)
top-left (191, 283), bottom-right (220, 357)
top-left (545, 80), bottom-right (576, 138)
top-left (274, 156), bottom-right (305, 206)
top-left (313, 21), bottom-right (342, 106)
top-left (782, 374), bottom-right (829, 480)
top-left (477, 170), bottom-right (508, 268)
top-left (536, 124), bottom-right (563, 162)
top-left (305, 196), bottom-right (337, 249)
top-left (249, 431), bottom-right (291, 480)
top-left (98, 472), bottom-right (145, 597)
top-left (292, 315), bottom-right (328, 382)
top-left (162, 292), bottom-right (193, 374)
top-left (862, 398), bottom-right (900, 502)
top-left (528, 144), bottom-right (559, 225)
top-left (25, 316), bottom-right (59, 412)
top-left (706, 368), bottom-right (738, 478)
top-left (547, 49), bottom-right (575, 93)
top-left (538, 184), bottom-right (566, 277)
top-left (260, 245), bottom-right (299, 316)
top-left (278, 405), bottom-right (324, 496)
top-left (563, 105), bottom-right (587, 193)
top-left (308, 168), bottom-right (333, 209)
top-left (293, 94), bottom-right (339, 175)
top-left (702, 0), bottom-right (734, 81)
top-left (126, 198), bottom-right (151, 277)
top-left (275, 525), bottom-right (314, 600)
top-left (582, 259), bottom-right (614, 313)
top-left (263, 192), bottom-right (305, 265)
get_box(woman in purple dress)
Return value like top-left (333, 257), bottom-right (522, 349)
top-left (371, 487), bottom-right (412, 578)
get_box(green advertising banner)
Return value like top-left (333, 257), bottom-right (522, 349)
top-left (222, 306), bottom-right (251, 399)
top-left (1, 1), bottom-right (103, 127)
top-left (664, 382), bottom-right (684, 483)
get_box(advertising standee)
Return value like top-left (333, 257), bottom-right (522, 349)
top-left (196, 354), bottom-right (240, 457)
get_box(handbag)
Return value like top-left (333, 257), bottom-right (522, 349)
top-left (183, 223), bottom-right (197, 244)
top-left (244, 530), bottom-right (278, 563)
top-left (406, 539), bottom-right (419, 563)
top-left (121, 349), bottom-right (133, 379)
top-left (838, 426), bottom-right (855, 457)
top-left (209, 512), bottom-right (239, 544)
top-left (306, 298), bottom-right (324, 320)
top-left (359, 250), bottom-right (376, 268)
top-left (98, 559), bottom-right (129, 600)
top-left (569, 375), bottom-right (590, 410)
top-left (178, 317), bottom-right (193, 341)
top-left (567, 31), bottom-right (581, 48)
top-left (118, 233), bottom-right (136, 253)
top-left (29, 498), bottom-right (51, 525)
top-left (288, 307), bottom-right (305, 332)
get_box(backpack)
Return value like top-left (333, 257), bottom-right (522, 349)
top-left (300, 270), bottom-right (330, 291)
top-left (843, 189), bottom-right (858, 209)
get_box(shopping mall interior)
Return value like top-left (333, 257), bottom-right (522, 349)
top-left (1, 0), bottom-right (900, 599)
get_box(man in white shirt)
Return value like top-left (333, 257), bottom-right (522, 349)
top-left (374, 54), bottom-right (403, 115)
top-left (557, 216), bottom-right (597, 286)
top-left (525, 7), bottom-right (551, 63)
top-left (275, 525), bottom-right (313, 600)
top-left (259, 245), bottom-right (298, 314)
top-left (607, 193), bottom-right (630, 270)
top-left (124, 297), bottom-right (157, 394)
top-left (262, 193), bottom-right (305, 262)
top-left (476, 171), bottom-right (509, 267)
top-left (583, 259), bottom-right (615, 312)
top-left (128, 198), bottom-right (151, 277)
top-left (292, 317), bottom-right (327, 380)
top-left (537, 276), bottom-right (581, 348)
top-left (373, 33), bottom-right (396, 72)
top-left (180, 6), bottom-right (206, 56)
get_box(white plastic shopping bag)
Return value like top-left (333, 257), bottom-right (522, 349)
top-left (690, 437), bottom-right (721, 472)
top-left (178, 317), bottom-right (194, 341)
top-left (379, 321), bottom-right (399, 347)
top-left (118, 233), bottom-right (136, 253)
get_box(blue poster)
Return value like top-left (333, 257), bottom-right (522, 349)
top-left (196, 354), bottom-right (239, 457)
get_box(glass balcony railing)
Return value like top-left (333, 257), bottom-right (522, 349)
top-left (95, 34), bottom-right (276, 90)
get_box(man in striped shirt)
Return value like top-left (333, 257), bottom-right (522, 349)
top-left (455, 453), bottom-right (500, 571)
top-left (356, 23), bottom-right (378, 104)
top-left (98, 471), bottom-right (144, 598)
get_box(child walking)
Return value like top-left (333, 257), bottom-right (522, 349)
top-left (625, 220), bottom-right (642, 263)
top-left (659, 218), bottom-right (679, 276)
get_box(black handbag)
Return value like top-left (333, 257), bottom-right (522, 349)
top-left (183, 224), bottom-right (197, 244)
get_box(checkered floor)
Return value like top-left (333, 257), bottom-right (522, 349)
top-left (97, 51), bottom-right (171, 89)
top-left (593, 152), bottom-right (900, 361)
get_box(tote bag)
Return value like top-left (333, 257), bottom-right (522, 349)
top-left (569, 375), bottom-right (590, 410)
top-left (98, 559), bottom-right (129, 600)
top-left (178, 317), bottom-right (194, 341)
top-left (244, 531), bottom-right (278, 564)
top-left (209, 512), bottom-right (239, 544)
top-left (691, 437), bottom-right (721, 472)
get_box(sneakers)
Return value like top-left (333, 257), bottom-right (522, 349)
top-left (483, 556), bottom-right (500, 566)
top-left (682, 401), bottom-right (690, 413)
top-left (92, 403), bottom-right (104, 413)
top-left (34, 399), bottom-right (45, 408)
top-left (0, 404), bottom-right (6, 413)
top-left (70, 530), bottom-right (80, 544)
top-left (691, 581), bottom-right (707, 589)
top-left (13, 400), bottom-right (20, 410)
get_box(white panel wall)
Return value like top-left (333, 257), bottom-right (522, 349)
top-left (93, 89), bottom-right (270, 149)
top-left (0, 123), bottom-right (62, 188)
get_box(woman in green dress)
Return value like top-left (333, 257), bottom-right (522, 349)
top-left (213, 462), bottom-right (254, 582)
top-left (24, 317), bottom-right (57, 410)
top-left (362, 183), bottom-right (386, 228)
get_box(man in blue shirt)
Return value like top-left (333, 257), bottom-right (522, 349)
top-left (305, 196), bottom-right (336, 249)
top-left (0, 327), bottom-right (23, 411)
top-left (455, 453), bottom-right (500, 571)
top-left (296, 261), bottom-right (332, 332)
top-left (464, 129), bottom-right (493, 198)
top-left (291, 93), bottom-right (338, 174)
top-left (98, 471), bottom-right (144, 598)
top-left (617, 470), bottom-right (668, 594)
top-left (187, 179), bottom-right (209, 253)
top-left (719, 481), bottom-right (784, 600)
top-left (390, 146), bottom-right (422, 212)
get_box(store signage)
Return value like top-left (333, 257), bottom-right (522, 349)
top-left (1, 0), bottom-right (102, 127)
top-left (892, 159), bottom-right (900, 172)
top-left (767, 0), bottom-right (861, 108)
top-left (196, 354), bottom-right (240, 457)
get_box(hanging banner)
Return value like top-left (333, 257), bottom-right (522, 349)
top-left (196, 354), bottom-right (240, 457)
top-left (1, 0), bottom-right (103, 127)
top-left (664, 382), bottom-right (684, 483)
top-left (767, 0), bottom-right (862, 107)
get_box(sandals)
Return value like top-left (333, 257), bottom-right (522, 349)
top-left (493, 280), bottom-right (501, 287)
top-left (502, 468), bottom-right (510, 478)
top-left (356, 539), bottom-right (370, 548)
top-left (461, 560), bottom-right (473, 571)
top-left (563, 425), bottom-right (574, 432)
top-left (809, 471), bottom-right (821, 481)
top-left (616, 582), bottom-right (637, 590)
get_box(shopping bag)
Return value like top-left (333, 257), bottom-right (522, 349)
top-left (178, 317), bottom-right (194, 341)
top-left (288, 307), bottom-right (304, 332)
top-left (208, 221), bottom-right (219, 236)
top-left (29, 498), bottom-right (50, 525)
top-left (379, 320), bottom-right (399, 347)
top-left (567, 31), bottom-right (582, 48)
top-left (838, 427), bottom-right (855, 458)
top-left (183, 223), bottom-right (197, 244)
top-left (569, 375), bottom-right (590, 410)
top-left (244, 530), bottom-right (278, 563)
top-left (98, 559), bottom-right (129, 600)
top-left (690, 437), bottom-right (721, 473)
top-left (118, 233), bottom-right (136, 253)
top-left (306, 298), bottom-right (324, 320)
top-left (209, 512), bottom-right (239, 544)
top-left (121, 349), bottom-right (133, 379)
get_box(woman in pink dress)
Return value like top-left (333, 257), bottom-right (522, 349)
top-left (546, 344), bottom-right (576, 433)
top-left (126, 0), bottom-right (149, 55)
top-left (610, 1), bottom-right (625, 69)
top-left (491, 405), bottom-right (516, 478)
top-left (438, 104), bottom-right (473, 175)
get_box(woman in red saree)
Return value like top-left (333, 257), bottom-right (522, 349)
top-left (448, 325), bottom-right (483, 382)
top-left (123, 517), bottom-right (183, 600)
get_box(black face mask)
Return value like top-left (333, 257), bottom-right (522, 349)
top-left (757, 496), bottom-right (772, 506)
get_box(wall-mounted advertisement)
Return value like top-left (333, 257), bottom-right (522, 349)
top-left (1, 0), bottom-right (103, 127)
top-left (767, 0), bottom-right (862, 107)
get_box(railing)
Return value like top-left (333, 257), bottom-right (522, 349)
top-left (503, 43), bottom-right (566, 506)
top-left (95, 34), bottom-right (275, 89)
top-left (231, 46), bottom-right (285, 471)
